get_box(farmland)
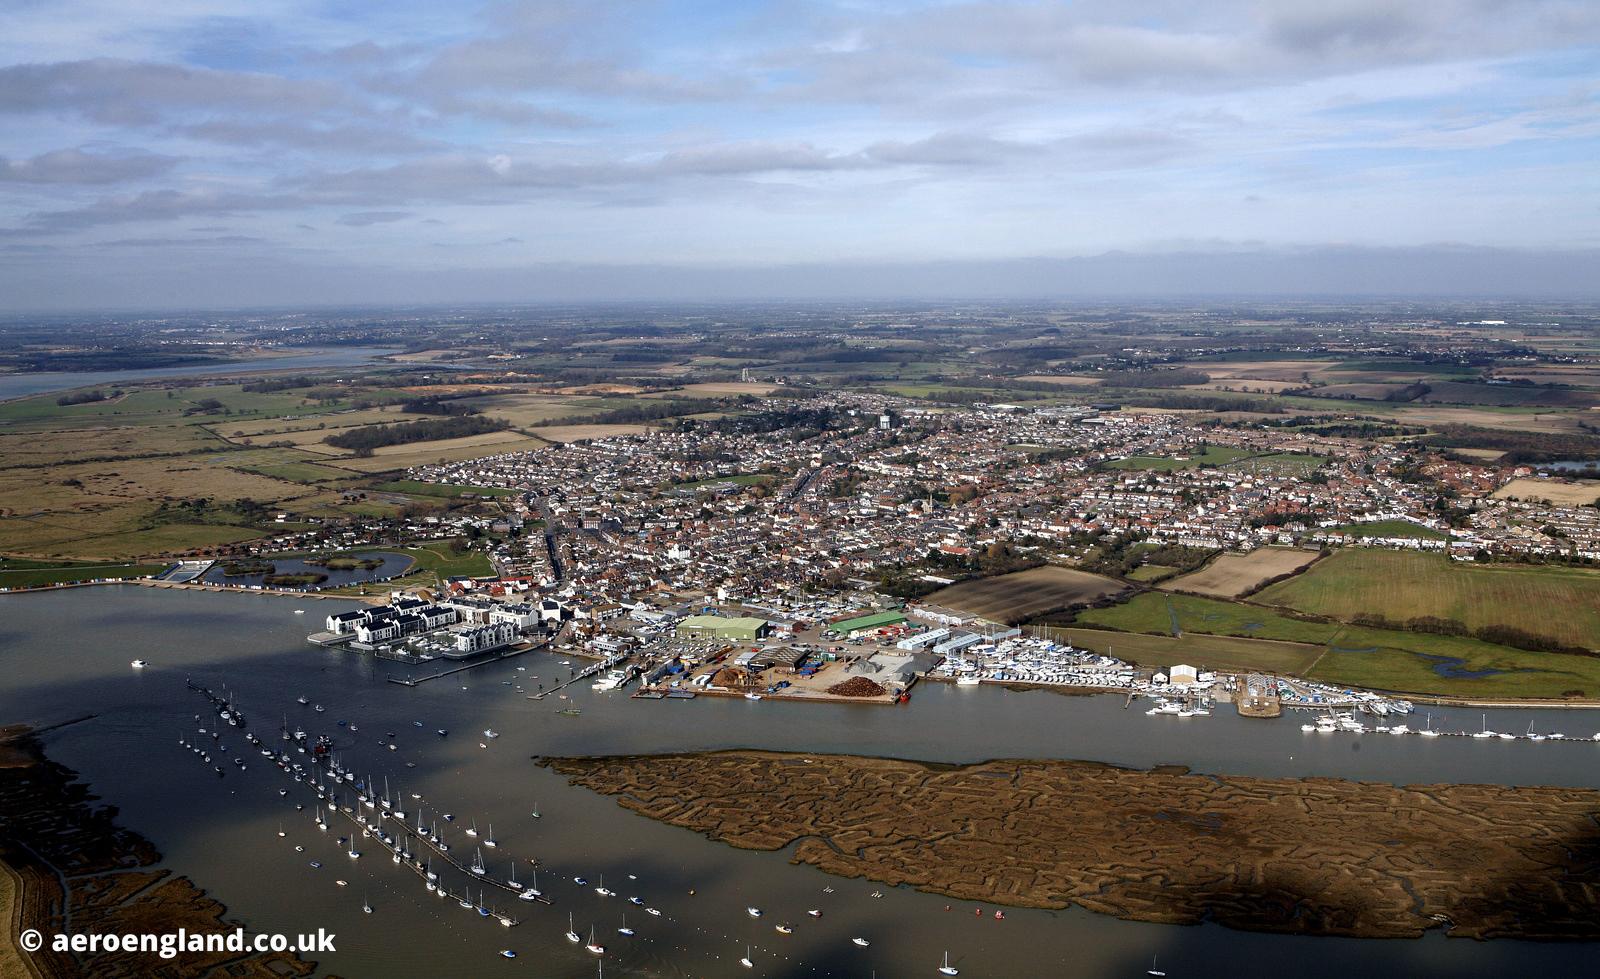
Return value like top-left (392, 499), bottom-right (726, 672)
top-left (927, 565), bottom-right (1125, 623)
top-left (1493, 478), bottom-right (1600, 505)
top-left (1163, 547), bottom-right (1320, 598)
top-left (1255, 550), bottom-right (1600, 651)
top-left (1076, 590), bottom-right (1600, 698)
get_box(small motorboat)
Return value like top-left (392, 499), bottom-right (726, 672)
top-left (775, 923), bottom-right (793, 935)
top-left (130, 659), bottom-right (148, 669)
top-left (852, 937), bottom-right (870, 947)
top-left (308, 861), bottom-right (322, 869)
top-left (746, 906), bottom-right (762, 918)
top-left (499, 950), bottom-right (516, 959)
top-left (807, 909), bottom-right (822, 918)
top-left (645, 907), bottom-right (661, 917)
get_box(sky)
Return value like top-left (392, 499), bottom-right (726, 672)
top-left (2, 0), bottom-right (1599, 308)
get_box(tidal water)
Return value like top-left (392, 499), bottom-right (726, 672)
top-left (1, 586), bottom-right (1596, 978)
top-left (0, 347), bottom-right (400, 402)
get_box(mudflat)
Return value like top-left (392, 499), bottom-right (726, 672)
top-left (542, 750), bottom-right (1600, 941)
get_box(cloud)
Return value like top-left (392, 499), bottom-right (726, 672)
top-left (334, 210), bottom-right (412, 226)
top-left (0, 146), bottom-right (179, 183)
top-left (0, 58), bottom-right (345, 126)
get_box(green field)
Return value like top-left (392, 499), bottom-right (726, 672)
top-left (397, 540), bottom-right (495, 578)
top-left (1077, 590), bottom-right (1600, 698)
top-left (1323, 520), bottom-right (1448, 541)
top-left (1101, 446), bottom-right (1258, 471)
top-left (374, 479), bottom-right (520, 499)
top-left (0, 560), bottom-right (165, 588)
top-left (1039, 625), bottom-right (1324, 675)
top-left (1256, 550), bottom-right (1600, 650)
top-left (1126, 564), bottom-right (1176, 582)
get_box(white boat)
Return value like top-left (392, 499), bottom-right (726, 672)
top-left (852, 937), bottom-right (870, 947)
top-left (744, 693), bottom-right (762, 701)
top-left (955, 676), bottom-right (981, 686)
top-left (807, 909), bottom-right (822, 918)
top-left (483, 729), bottom-right (499, 739)
top-left (595, 875), bottom-right (614, 897)
top-left (776, 923), bottom-right (793, 934)
top-left (940, 950), bottom-right (960, 976)
top-left (130, 659), bottom-right (148, 669)
top-left (585, 926), bottom-right (605, 955)
top-left (566, 913), bottom-right (581, 943)
top-left (618, 914), bottom-right (634, 936)
top-left (1148, 952), bottom-right (1167, 976)
top-left (746, 906), bottom-right (762, 917)
top-left (740, 946), bottom-right (753, 969)
top-left (645, 907), bottom-right (661, 917)
top-left (484, 824), bottom-right (497, 848)
top-left (499, 950), bottom-right (515, 959)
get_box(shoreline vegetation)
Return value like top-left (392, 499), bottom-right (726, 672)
top-left (542, 749), bottom-right (1600, 941)
top-left (0, 725), bottom-right (322, 978)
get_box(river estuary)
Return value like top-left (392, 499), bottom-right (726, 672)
top-left (2, 586), bottom-right (1596, 978)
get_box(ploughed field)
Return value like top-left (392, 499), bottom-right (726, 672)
top-left (1163, 546), bottom-right (1319, 598)
top-left (542, 750), bottom-right (1600, 940)
top-left (926, 565), bottom-right (1125, 623)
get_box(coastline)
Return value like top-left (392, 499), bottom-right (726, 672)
top-left (0, 726), bottom-right (325, 978)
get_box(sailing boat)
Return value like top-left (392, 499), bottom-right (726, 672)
top-left (471, 847), bottom-right (486, 875)
top-left (939, 951), bottom-right (959, 976)
top-left (1148, 953), bottom-right (1166, 977)
top-left (466, 819), bottom-right (479, 838)
top-left (595, 874), bottom-right (613, 897)
top-left (484, 823), bottom-right (497, 848)
top-left (618, 913), bottom-right (634, 936)
top-left (739, 945), bottom-right (753, 968)
top-left (519, 869), bottom-right (541, 900)
top-left (362, 896), bottom-right (373, 915)
top-left (585, 925), bottom-right (605, 955)
top-left (566, 913), bottom-right (581, 943)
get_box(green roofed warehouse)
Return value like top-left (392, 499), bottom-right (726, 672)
top-left (676, 614), bottom-right (771, 641)
top-left (831, 610), bottom-right (907, 635)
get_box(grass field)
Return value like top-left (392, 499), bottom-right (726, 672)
top-left (1125, 564), bottom-right (1176, 582)
top-left (1164, 547), bottom-right (1319, 598)
top-left (1078, 590), bottom-right (1600, 698)
top-left (1324, 520), bottom-right (1448, 540)
top-left (927, 565), bottom-right (1125, 623)
top-left (374, 479), bottom-right (520, 498)
top-left (1101, 446), bottom-right (1258, 471)
top-left (1256, 550), bottom-right (1600, 650)
top-left (0, 559), bottom-right (165, 587)
top-left (397, 540), bottom-right (494, 579)
top-left (1036, 625), bottom-right (1324, 675)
